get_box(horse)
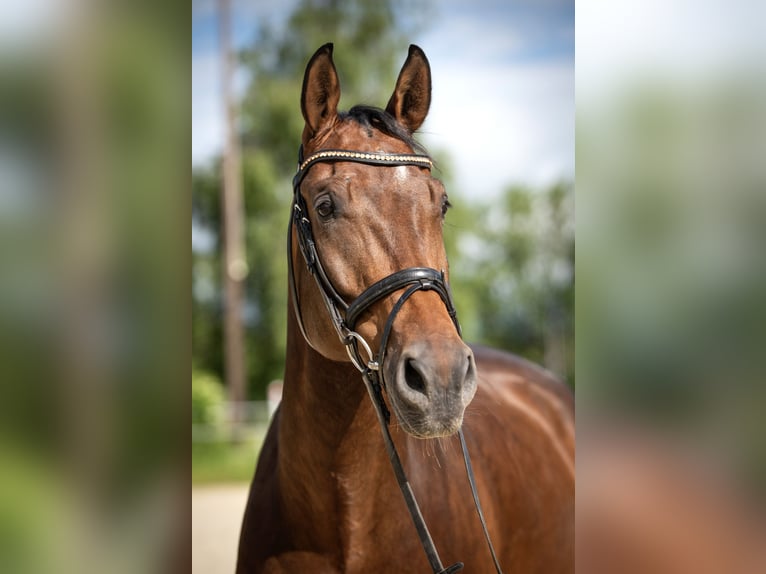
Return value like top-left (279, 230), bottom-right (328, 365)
top-left (236, 43), bottom-right (574, 574)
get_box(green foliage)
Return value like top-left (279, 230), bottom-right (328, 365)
top-left (447, 181), bottom-right (575, 385)
top-left (192, 436), bottom-right (265, 484)
top-left (0, 442), bottom-right (59, 573)
top-left (191, 368), bottom-right (224, 426)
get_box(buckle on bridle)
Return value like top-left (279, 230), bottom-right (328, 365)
top-left (343, 329), bottom-right (379, 373)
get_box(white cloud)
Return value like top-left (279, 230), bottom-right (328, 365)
top-left (414, 3), bottom-right (574, 198)
top-left (192, 53), bottom-right (223, 166)
top-left (424, 16), bottom-right (525, 63)
top-left (577, 0), bottom-right (766, 104)
top-left (423, 59), bottom-right (574, 199)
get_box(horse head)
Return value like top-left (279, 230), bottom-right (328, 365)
top-left (290, 43), bottom-right (477, 438)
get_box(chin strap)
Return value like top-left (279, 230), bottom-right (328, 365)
top-left (289, 146), bottom-right (504, 574)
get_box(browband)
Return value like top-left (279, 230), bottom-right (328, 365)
top-left (294, 148), bottom-right (433, 189)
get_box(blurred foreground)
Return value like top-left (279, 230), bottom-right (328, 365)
top-left (577, 0), bottom-right (766, 572)
top-left (1, 1), bottom-right (188, 573)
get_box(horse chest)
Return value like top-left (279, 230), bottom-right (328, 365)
top-left (332, 445), bottom-right (430, 572)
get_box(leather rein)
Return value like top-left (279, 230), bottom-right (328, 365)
top-left (288, 147), bottom-right (504, 574)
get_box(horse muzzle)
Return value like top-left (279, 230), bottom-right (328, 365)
top-left (387, 338), bottom-right (477, 438)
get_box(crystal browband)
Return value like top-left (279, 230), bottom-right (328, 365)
top-left (298, 149), bottom-right (433, 172)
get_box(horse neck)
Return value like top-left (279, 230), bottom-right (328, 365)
top-left (276, 306), bottom-right (391, 546)
top-left (281, 294), bottom-right (371, 427)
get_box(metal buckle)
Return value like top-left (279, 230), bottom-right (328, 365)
top-left (343, 330), bottom-right (379, 373)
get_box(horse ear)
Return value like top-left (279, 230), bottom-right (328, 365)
top-left (386, 45), bottom-right (432, 133)
top-left (301, 43), bottom-right (341, 141)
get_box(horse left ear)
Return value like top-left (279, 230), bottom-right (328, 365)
top-left (301, 43), bottom-right (341, 142)
top-left (386, 45), bottom-right (431, 133)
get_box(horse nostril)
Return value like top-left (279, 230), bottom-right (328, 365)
top-left (404, 358), bottom-right (427, 395)
top-left (465, 353), bottom-right (476, 381)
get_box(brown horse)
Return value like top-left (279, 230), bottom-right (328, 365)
top-left (237, 44), bottom-right (574, 574)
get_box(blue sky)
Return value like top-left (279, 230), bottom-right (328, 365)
top-left (192, 0), bottom-right (574, 198)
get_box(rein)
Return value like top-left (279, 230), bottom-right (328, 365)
top-left (289, 147), bottom-right (504, 574)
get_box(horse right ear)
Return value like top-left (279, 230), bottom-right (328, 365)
top-left (386, 45), bottom-right (431, 133)
top-left (301, 43), bottom-right (341, 142)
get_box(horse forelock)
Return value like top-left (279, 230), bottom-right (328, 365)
top-left (339, 105), bottom-right (430, 157)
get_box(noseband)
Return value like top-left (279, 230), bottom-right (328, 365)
top-left (288, 147), bottom-right (503, 574)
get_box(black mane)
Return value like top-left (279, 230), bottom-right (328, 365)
top-left (341, 105), bottom-right (430, 157)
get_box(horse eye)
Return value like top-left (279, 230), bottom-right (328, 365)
top-left (315, 197), bottom-right (335, 219)
top-left (441, 196), bottom-right (452, 217)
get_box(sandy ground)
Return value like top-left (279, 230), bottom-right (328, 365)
top-left (192, 484), bottom-right (250, 574)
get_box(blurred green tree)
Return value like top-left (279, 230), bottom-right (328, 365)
top-left (448, 182), bottom-right (575, 385)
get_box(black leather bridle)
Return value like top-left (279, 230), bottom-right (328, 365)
top-left (288, 147), bottom-right (503, 574)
